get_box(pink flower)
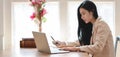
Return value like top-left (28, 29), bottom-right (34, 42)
top-left (29, 0), bottom-right (47, 20)
top-left (30, 12), bottom-right (36, 20)
top-left (40, 8), bottom-right (47, 17)
top-left (37, 0), bottom-right (46, 2)
top-left (30, 0), bottom-right (41, 6)
top-left (31, 2), bottom-right (37, 6)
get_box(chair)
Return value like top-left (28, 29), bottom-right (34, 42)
top-left (115, 36), bottom-right (120, 57)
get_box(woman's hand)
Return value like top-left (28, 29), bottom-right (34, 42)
top-left (61, 47), bottom-right (80, 52)
top-left (52, 41), bottom-right (66, 48)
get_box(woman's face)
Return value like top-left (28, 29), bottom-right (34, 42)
top-left (80, 8), bottom-right (93, 24)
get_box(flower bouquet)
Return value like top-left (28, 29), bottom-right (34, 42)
top-left (29, 0), bottom-right (47, 32)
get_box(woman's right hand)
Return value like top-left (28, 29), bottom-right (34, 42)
top-left (52, 41), bottom-right (66, 48)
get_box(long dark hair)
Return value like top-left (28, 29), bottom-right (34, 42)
top-left (77, 0), bottom-right (98, 45)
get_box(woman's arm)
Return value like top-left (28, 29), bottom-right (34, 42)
top-left (52, 40), bottom-right (80, 48)
top-left (65, 40), bottom-right (80, 47)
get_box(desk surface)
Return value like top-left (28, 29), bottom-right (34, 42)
top-left (0, 48), bottom-right (89, 57)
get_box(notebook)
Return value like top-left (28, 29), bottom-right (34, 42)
top-left (32, 31), bottom-right (69, 54)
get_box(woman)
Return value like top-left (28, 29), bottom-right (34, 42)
top-left (53, 0), bottom-right (115, 57)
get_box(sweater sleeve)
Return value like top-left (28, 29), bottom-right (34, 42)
top-left (66, 40), bottom-right (80, 47)
top-left (79, 23), bottom-right (109, 55)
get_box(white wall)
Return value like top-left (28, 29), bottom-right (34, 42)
top-left (3, 0), bottom-right (31, 50)
top-left (3, 0), bottom-right (29, 50)
top-left (115, 0), bottom-right (120, 36)
top-left (4, 0), bottom-right (12, 49)
top-left (0, 0), bottom-right (3, 50)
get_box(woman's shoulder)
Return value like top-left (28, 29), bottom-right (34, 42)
top-left (96, 17), bottom-right (110, 30)
top-left (96, 17), bottom-right (108, 26)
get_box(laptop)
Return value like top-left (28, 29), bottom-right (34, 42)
top-left (32, 31), bottom-right (69, 54)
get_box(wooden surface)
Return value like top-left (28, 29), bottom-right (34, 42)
top-left (20, 38), bottom-right (36, 48)
top-left (0, 48), bottom-right (90, 57)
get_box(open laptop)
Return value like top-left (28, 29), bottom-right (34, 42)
top-left (32, 31), bottom-right (69, 54)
